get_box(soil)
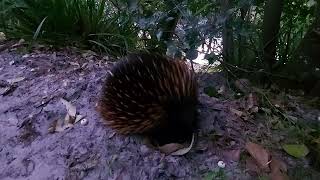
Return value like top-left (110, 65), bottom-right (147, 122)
top-left (0, 44), bottom-right (319, 180)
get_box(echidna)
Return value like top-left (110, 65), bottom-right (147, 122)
top-left (99, 53), bottom-right (198, 145)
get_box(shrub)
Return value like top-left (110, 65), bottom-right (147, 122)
top-left (4, 0), bottom-right (138, 56)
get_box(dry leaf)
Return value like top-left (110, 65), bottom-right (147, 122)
top-left (245, 142), bottom-right (270, 170)
top-left (158, 134), bottom-right (195, 155)
top-left (158, 143), bottom-right (184, 155)
top-left (223, 149), bottom-right (241, 162)
top-left (230, 107), bottom-right (243, 117)
top-left (22, 54), bottom-right (30, 58)
top-left (270, 158), bottom-right (287, 173)
top-left (60, 98), bottom-right (77, 117)
top-left (108, 132), bottom-right (116, 139)
top-left (0, 87), bottom-right (11, 95)
top-left (6, 77), bottom-right (25, 84)
top-left (246, 157), bottom-right (261, 175)
top-left (69, 62), bottom-right (80, 67)
top-left (9, 60), bottom-right (15, 65)
top-left (171, 133), bottom-right (195, 156)
top-left (75, 115), bottom-right (84, 123)
top-left (55, 118), bottom-right (65, 132)
top-left (11, 39), bottom-right (25, 48)
top-left (251, 106), bottom-right (259, 113)
top-left (0, 32), bottom-right (6, 42)
top-left (269, 171), bottom-right (289, 180)
top-left (217, 86), bottom-right (225, 94)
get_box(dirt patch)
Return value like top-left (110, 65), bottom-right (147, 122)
top-left (0, 46), bottom-right (318, 180)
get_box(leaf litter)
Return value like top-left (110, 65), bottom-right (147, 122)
top-left (48, 98), bottom-right (86, 133)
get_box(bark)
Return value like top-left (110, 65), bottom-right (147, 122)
top-left (222, 0), bottom-right (234, 62)
top-left (262, 0), bottom-right (284, 71)
top-left (238, 6), bottom-right (249, 64)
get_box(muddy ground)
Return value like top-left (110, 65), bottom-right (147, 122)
top-left (0, 45), bottom-right (319, 180)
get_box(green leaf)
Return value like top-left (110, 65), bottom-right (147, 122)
top-left (204, 86), bottom-right (219, 98)
top-left (203, 169), bottom-right (226, 180)
top-left (282, 144), bottom-right (309, 158)
top-left (33, 16), bottom-right (47, 40)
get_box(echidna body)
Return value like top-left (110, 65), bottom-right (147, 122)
top-left (99, 53), bottom-right (198, 145)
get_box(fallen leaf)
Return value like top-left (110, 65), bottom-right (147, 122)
top-left (223, 149), bottom-right (241, 162)
top-left (63, 123), bottom-right (74, 130)
top-left (158, 143), bottom-right (184, 155)
top-left (75, 115), bottom-right (84, 123)
top-left (69, 62), bottom-right (80, 67)
top-left (217, 86), bottom-right (225, 94)
top-left (11, 39), bottom-right (25, 48)
top-left (0, 87), bottom-right (11, 95)
top-left (60, 98), bottom-right (77, 117)
top-left (230, 107), bottom-right (243, 117)
top-left (282, 144), bottom-right (309, 158)
top-left (270, 158), bottom-right (287, 173)
top-left (108, 132), bottom-right (116, 139)
top-left (0, 32), bottom-right (6, 42)
top-left (251, 106), bottom-right (259, 113)
top-left (158, 133), bottom-right (195, 155)
top-left (246, 157), bottom-right (261, 175)
top-left (64, 113), bottom-right (73, 124)
top-left (50, 52), bottom-right (56, 60)
top-left (9, 60), bottom-right (15, 65)
top-left (269, 170), bottom-right (289, 180)
top-left (6, 77), bottom-right (25, 84)
top-left (171, 133), bottom-right (195, 156)
top-left (204, 86), bottom-right (219, 97)
top-left (22, 54), bottom-right (30, 58)
top-left (48, 119), bottom-right (66, 133)
top-left (245, 142), bottom-right (270, 170)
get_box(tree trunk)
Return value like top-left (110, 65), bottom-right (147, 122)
top-left (222, 0), bottom-right (234, 62)
top-left (238, 6), bottom-right (249, 65)
top-left (262, 0), bottom-right (284, 71)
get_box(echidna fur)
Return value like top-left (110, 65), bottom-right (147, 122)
top-left (99, 53), bottom-right (199, 145)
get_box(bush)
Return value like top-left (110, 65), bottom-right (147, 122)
top-left (3, 0), bottom-right (138, 56)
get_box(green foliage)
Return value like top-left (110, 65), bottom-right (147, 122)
top-left (1, 0), bottom-right (319, 72)
top-left (203, 168), bottom-right (227, 180)
top-left (282, 144), bottom-right (310, 158)
top-left (0, 0), bottom-right (18, 33)
top-left (2, 0), bottom-right (138, 56)
top-left (278, 0), bottom-right (317, 63)
top-left (204, 86), bottom-right (220, 98)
